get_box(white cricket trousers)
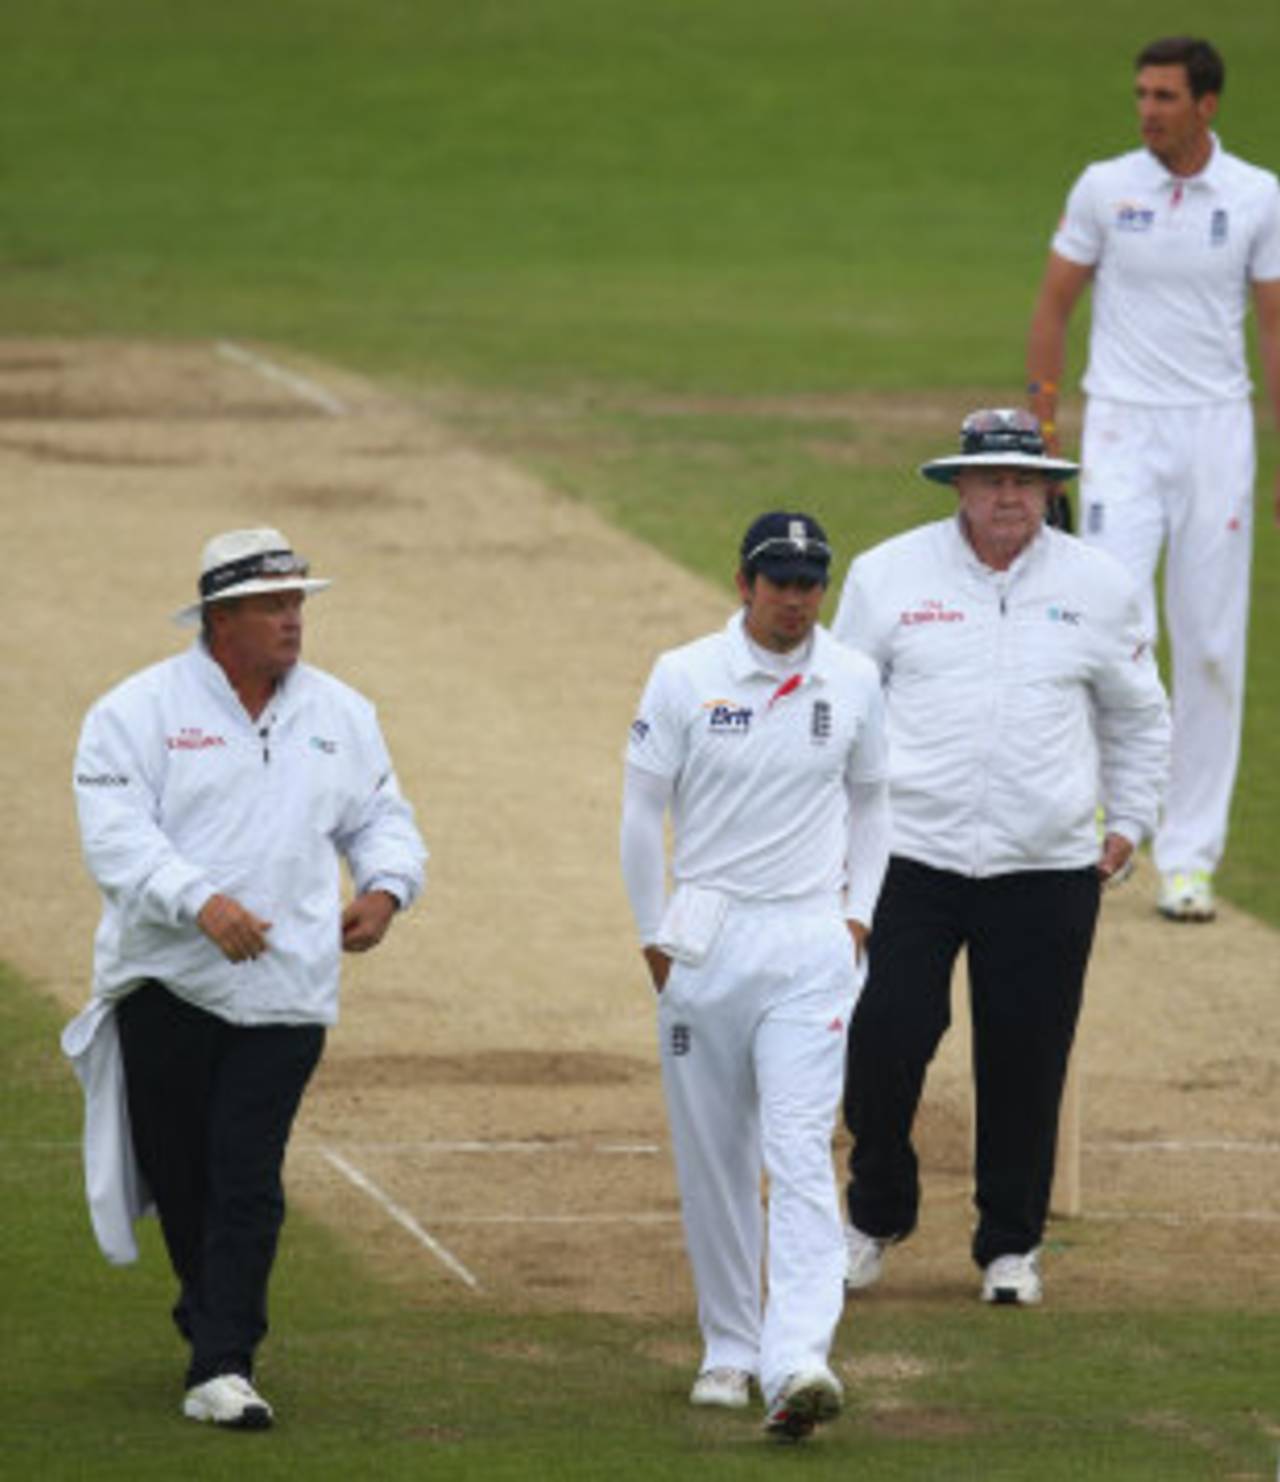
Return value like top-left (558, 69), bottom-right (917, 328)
top-left (657, 896), bottom-right (862, 1404)
top-left (1080, 397), bottom-right (1255, 875)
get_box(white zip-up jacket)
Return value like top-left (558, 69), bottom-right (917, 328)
top-left (73, 640), bottom-right (427, 1025)
top-left (832, 518), bottom-right (1170, 876)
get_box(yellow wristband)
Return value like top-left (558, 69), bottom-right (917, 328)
top-left (1041, 420), bottom-right (1057, 436)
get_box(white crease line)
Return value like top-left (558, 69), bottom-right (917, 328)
top-left (426, 1213), bottom-right (680, 1226)
top-left (1078, 1210), bottom-right (1280, 1226)
top-left (13, 1137), bottom-right (664, 1156)
top-left (319, 1146), bottom-right (480, 1290)
top-left (1086, 1140), bottom-right (1280, 1154)
top-left (296, 1139), bottom-right (660, 1155)
top-left (216, 339), bottom-right (348, 416)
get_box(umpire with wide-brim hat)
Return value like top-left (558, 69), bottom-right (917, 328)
top-left (830, 407), bottom-right (1168, 1308)
top-left (65, 525), bottom-right (426, 1429)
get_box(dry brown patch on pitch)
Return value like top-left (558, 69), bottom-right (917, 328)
top-left (317, 1050), bottom-right (649, 1091)
top-left (864, 1408), bottom-right (988, 1440)
top-left (637, 1336), bottom-right (701, 1372)
top-left (0, 433), bottom-right (192, 467)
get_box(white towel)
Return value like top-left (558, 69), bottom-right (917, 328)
top-left (655, 885), bottom-right (731, 966)
top-left (60, 997), bottom-right (153, 1265)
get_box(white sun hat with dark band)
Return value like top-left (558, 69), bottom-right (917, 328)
top-left (920, 408), bottom-right (1080, 486)
top-left (172, 527), bottom-right (331, 626)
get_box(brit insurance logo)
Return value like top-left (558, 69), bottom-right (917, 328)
top-left (704, 699), bottom-right (753, 735)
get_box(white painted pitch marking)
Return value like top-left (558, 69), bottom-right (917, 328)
top-left (297, 1138), bottom-right (660, 1156)
top-left (1078, 1210), bottom-right (1280, 1226)
top-left (216, 339), bottom-right (348, 416)
top-left (319, 1146), bottom-right (480, 1289)
top-left (427, 1213), bottom-right (680, 1226)
top-left (1086, 1139), bottom-right (1280, 1154)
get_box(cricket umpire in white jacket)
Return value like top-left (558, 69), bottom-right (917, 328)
top-left (621, 512), bottom-right (891, 1441)
top-left (833, 411), bottom-right (1169, 1308)
top-left (65, 528), bottom-right (426, 1429)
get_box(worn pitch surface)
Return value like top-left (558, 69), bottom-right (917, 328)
top-left (3, 339), bottom-right (1276, 1318)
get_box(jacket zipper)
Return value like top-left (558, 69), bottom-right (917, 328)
top-left (975, 579), bottom-right (1010, 873)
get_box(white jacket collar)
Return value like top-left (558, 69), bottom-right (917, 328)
top-left (725, 609), bottom-right (835, 683)
top-left (950, 514), bottom-right (1047, 582)
top-left (189, 639), bottom-right (302, 721)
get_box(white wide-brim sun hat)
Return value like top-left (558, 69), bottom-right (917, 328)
top-left (172, 527), bottom-right (332, 626)
top-left (920, 408), bottom-right (1080, 486)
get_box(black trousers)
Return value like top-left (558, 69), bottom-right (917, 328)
top-left (844, 857), bottom-right (1100, 1269)
top-left (116, 982), bottom-right (325, 1387)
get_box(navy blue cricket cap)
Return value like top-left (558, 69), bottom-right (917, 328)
top-left (739, 511), bottom-right (832, 586)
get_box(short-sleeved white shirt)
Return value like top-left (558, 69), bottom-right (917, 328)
top-left (626, 611), bottom-right (887, 902)
top-left (1052, 137), bottom-right (1280, 404)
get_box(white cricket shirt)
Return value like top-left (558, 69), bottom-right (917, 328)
top-left (1052, 136), bottom-right (1280, 404)
top-left (626, 611), bottom-right (887, 902)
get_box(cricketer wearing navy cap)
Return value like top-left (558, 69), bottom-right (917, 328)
top-left (621, 507), bottom-right (891, 1440)
top-left (739, 512), bottom-right (833, 587)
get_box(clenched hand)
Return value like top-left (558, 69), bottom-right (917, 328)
top-left (342, 890), bottom-right (399, 953)
top-left (197, 893), bottom-right (272, 962)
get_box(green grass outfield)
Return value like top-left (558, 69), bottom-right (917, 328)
top-left (4, 964), bottom-right (1276, 1480)
top-left (1, 3), bottom-right (1278, 1476)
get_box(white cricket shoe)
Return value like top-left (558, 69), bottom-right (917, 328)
top-left (182, 1373), bottom-right (274, 1429)
top-left (981, 1250), bottom-right (1043, 1307)
top-left (843, 1221), bottom-right (889, 1292)
top-left (1157, 870), bottom-right (1216, 922)
top-left (689, 1366), bottom-right (751, 1409)
top-left (762, 1367), bottom-right (842, 1442)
